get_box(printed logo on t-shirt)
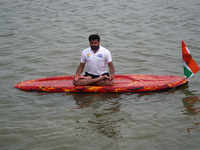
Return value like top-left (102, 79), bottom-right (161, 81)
top-left (87, 53), bottom-right (91, 58)
top-left (98, 54), bottom-right (103, 58)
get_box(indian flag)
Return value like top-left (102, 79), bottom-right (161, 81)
top-left (182, 40), bottom-right (200, 79)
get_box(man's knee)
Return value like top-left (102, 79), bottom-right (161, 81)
top-left (107, 80), bottom-right (113, 86)
top-left (73, 80), bottom-right (78, 86)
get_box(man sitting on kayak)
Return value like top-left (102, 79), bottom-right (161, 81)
top-left (73, 34), bottom-right (115, 86)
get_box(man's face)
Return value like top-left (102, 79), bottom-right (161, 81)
top-left (90, 39), bottom-right (100, 50)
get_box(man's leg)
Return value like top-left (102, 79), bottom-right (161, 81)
top-left (73, 75), bottom-right (107, 86)
top-left (93, 78), bottom-right (113, 86)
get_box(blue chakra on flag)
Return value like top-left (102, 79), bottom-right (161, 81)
top-left (98, 54), bottom-right (103, 58)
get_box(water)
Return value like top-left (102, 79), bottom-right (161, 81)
top-left (1, 0), bottom-right (200, 149)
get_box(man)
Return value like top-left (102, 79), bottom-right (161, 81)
top-left (73, 34), bottom-right (115, 86)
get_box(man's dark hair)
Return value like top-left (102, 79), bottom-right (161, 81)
top-left (88, 34), bottom-right (100, 42)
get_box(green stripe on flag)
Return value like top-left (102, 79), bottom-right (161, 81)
top-left (183, 65), bottom-right (193, 78)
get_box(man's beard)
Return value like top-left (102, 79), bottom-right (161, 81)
top-left (91, 46), bottom-right (99, 50)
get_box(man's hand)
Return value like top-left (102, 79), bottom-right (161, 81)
top-left (109, 74), bottom-right (114, 81)
top-left (73, 74), bottom-right (79, 82)
top-left (73, 74), bottom-right (86, 82)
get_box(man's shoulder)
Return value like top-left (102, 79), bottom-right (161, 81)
top-left (82, 47), bottom-right (90, 52)
top-left (81, 47), bottom-right (91, 54)
top-left (99, 46), bottom-right (110, 52)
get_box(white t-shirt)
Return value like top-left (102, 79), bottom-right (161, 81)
top-left (81, 46), bottom-right (112, 75)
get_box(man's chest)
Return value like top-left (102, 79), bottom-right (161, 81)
top-left (85, 52), bottom-right (106, 63)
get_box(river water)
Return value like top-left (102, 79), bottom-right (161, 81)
top-left (1, 0), bottom-right (200, 149)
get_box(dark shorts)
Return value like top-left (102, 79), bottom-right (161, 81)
top-left (84, 72), bottom-right (110, 79)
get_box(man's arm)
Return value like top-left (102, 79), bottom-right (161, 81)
top-left (108, 61), bottom-right (115, 80)
top-left (73, 62), bottom-right (85, 81)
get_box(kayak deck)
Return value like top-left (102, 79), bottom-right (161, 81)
top-left (14, 74), bottom-right (188, 92)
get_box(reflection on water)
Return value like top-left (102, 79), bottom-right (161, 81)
top-left (182, 90), bottom-right (200, 116)
top-left (70, 93), bottom-right (122, 108)
top-left (182, 90), bottom-right (200, 134)
top-left (70, 93), bottom-right (124, 140)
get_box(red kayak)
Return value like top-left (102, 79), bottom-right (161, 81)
top-left (15, 41), bottom-right (200, 93)
top-left (14, 74), bottom-right (188, 92)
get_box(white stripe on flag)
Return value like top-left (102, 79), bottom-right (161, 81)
top-left (183, 60), bottom-right (194, 78)
top-left (183, 60), bottom-right (192, 72)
